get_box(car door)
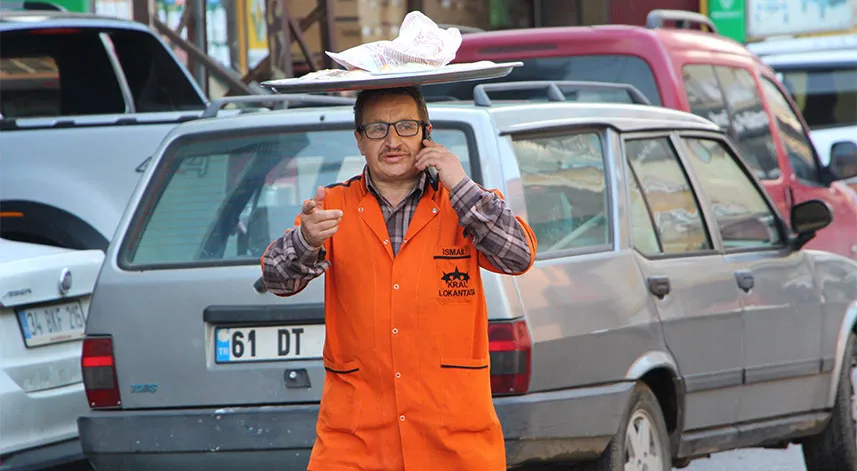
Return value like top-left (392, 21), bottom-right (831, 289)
top-left (677, 134), bottom-right (825, 422)
top-left (760, 75), bottom-right (857, 262)
top-left (623, 134), bottom-right (744, 431)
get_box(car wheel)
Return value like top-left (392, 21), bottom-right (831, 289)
top-left (802, 332), bottom-right (857, 470)
top-left (578, 382), bottom-right (670, 471)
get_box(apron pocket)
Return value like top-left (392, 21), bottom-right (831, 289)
top-left (434, 245), bottom-right (478, 304)
top-left (439, 357), bottom-right (495, 432)
top-left (320, 359), bottom-right (362, 433)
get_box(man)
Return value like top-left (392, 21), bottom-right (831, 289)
top-left (261, 86), bottom-right (537, 471)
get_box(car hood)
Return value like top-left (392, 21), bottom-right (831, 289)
top-left (0, 238), bottom-right (105, 307)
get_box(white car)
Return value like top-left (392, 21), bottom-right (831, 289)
top-left (0, 238), bottom-right (103, 470)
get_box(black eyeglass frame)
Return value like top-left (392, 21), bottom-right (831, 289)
top-left (357, 119), bottom-right (427, 139)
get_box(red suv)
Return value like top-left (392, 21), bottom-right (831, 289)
top-left (424, 9), bottom-right (857, 261)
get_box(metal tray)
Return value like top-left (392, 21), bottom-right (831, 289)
top-left (260, 61), bottom-right (523, 93)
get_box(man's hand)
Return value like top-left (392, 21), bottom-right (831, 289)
top-left (299, 186), bottom-right (343, 248)
top-left (415, 140), bottom-right (468, 189)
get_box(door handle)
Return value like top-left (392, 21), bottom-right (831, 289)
top-left (735, 270), bottom-right (754, 292)
top-left (647, 276), bottom-right (671, 299)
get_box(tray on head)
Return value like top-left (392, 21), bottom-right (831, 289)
top-left (260, 61), bottom-right (523, 94)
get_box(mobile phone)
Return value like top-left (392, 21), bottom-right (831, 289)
top-left (423, 124), bottom-right (439, 191)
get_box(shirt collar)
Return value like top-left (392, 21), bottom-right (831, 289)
top-left (363, 165), bottom-right (427, 201)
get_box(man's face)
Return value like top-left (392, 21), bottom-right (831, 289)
top-left (355, 94), bottom-right (430, 184)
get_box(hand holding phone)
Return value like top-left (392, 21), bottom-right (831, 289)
top-left (423, 125), bottom-right (439, 191)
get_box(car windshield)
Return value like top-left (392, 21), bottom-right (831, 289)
top-left (422, 55), bottom-right (662, 106)
top-left (120, 126), bottom-right (475, 268)
top-left (777, 65), bottom-right (857, 130)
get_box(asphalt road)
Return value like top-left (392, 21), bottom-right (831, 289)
top-left (50, 444), bottom-right (809, 470)
top-left (682, 444), bottom-right (806, 471)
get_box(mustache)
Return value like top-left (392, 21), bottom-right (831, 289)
top-left (379, 147), bottom-right (409, 157)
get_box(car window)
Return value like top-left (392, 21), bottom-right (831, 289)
top-left (713, 66), bottom-right (781, 181)
top-left (682, 137), bottom-right (783, 250)
top-left (0, 29), bottom-right (204, 118)
top-left (780, 66), bottom-right (857, 130)
top-left (760, 77), bottom-right (821, 183)
top-left (627, 169), bottom-right (662, 255)
top-left (0, 30), bottom-right (126, 117)
top-left (625, 138), bottom-right (712, 254)
top-left (106, 30), bottom-right (205, 112)
top-left (511, 131), bottom-right (610, 256)
top-left (422, 55), bottom-right (662, 106)
top-left (121, 127), bottom-right (474, 267)
top-left (683, 65), bottom-right (730, 129)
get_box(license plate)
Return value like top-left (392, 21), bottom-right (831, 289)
top-left (17, 301), bottom-right (86, 347)
top-left (215, 325), bottom-right (325, 363)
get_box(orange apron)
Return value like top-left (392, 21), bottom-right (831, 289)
top-left (299, 175), bottom-right (536, 471)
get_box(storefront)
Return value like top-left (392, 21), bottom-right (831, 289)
top-left (702, 0), bottom-right (857, 43)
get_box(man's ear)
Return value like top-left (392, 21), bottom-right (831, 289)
top-left (354, 130), bottom-right (365, 156)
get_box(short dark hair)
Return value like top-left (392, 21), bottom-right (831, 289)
top-left (353, 86), bottom-right (429, 131)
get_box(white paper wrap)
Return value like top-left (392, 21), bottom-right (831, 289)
top-left (325, 11), bottom-right (462, 74)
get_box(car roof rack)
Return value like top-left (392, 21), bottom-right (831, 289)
top-left (201, 94), bottom-right (357, 118)
top-left (472, 80), bottom-right (652, 107)
top-left (646, 9), bottom-right (718, 34)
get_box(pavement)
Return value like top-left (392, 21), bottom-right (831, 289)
top-left (683, 444), bottom-right (806, 471)
top-left (46, 444), bottom-right (809, 470)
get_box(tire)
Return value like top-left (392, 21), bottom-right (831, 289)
top-left (802, 332), bottom-right (857, 470)
top-left (577, 382), bottom-right (670, 471)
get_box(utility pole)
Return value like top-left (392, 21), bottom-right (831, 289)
top-left (132, 0), bottom-right (151, 24)
top-left (186, 0), bottom-right (209, 93)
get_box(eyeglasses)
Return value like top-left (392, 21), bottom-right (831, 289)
top-left (358, 120), bottom-right (425, 140)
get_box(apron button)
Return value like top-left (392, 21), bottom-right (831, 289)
top-left (393, 283), bottom-right (399, 290)
top-left (432, 208), bottom-right (438, 214)
top-left (358, 207), bottom-right (364, 212)
top-left (399, 415), bottom-right (406, 422)
top-left (392, 328), bottom-right (399, 335)
top-left (384, 239), bottom-right (389, 245)
top-left (395, 372), bottom-right (401, 379)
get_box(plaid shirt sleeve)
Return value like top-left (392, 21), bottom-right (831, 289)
top-left (261, 225), bottom-right (330, 297)
top-left (449, 177), bottom-right (533, 274)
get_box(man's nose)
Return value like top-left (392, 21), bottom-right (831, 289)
top-left (384, 126), bottom-right (403, 145)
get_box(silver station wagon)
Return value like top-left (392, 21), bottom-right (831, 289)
top-left (78, 84), bottom-right (857, 471)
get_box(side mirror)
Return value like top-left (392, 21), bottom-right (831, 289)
top-left (828, 140), bottom-right (857, 181)
top-left (789, 199), bottom-right (833, 250)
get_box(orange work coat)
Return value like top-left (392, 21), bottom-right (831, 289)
top-left (294, 175), bottom-right (536, 471)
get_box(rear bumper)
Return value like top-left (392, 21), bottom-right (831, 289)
top-left (79, 381), bottom-right (633, 470)
top-left (0, 378), bottom-right (88, 470)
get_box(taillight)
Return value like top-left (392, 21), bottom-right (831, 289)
top-left (488, 318), bottom-right (531, 396)
top-left (81, 336), bottom-right (121, 408)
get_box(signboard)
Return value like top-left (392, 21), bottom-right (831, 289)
top-left (747, 0), bottom-right (855, 39)
top-left (707, 0), bottom-right (747, 42)
top-left (95, 0), bottom-right (132, 19)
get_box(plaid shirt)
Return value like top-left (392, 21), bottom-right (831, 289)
top-left (262, 167), bottom-right (532, 296)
